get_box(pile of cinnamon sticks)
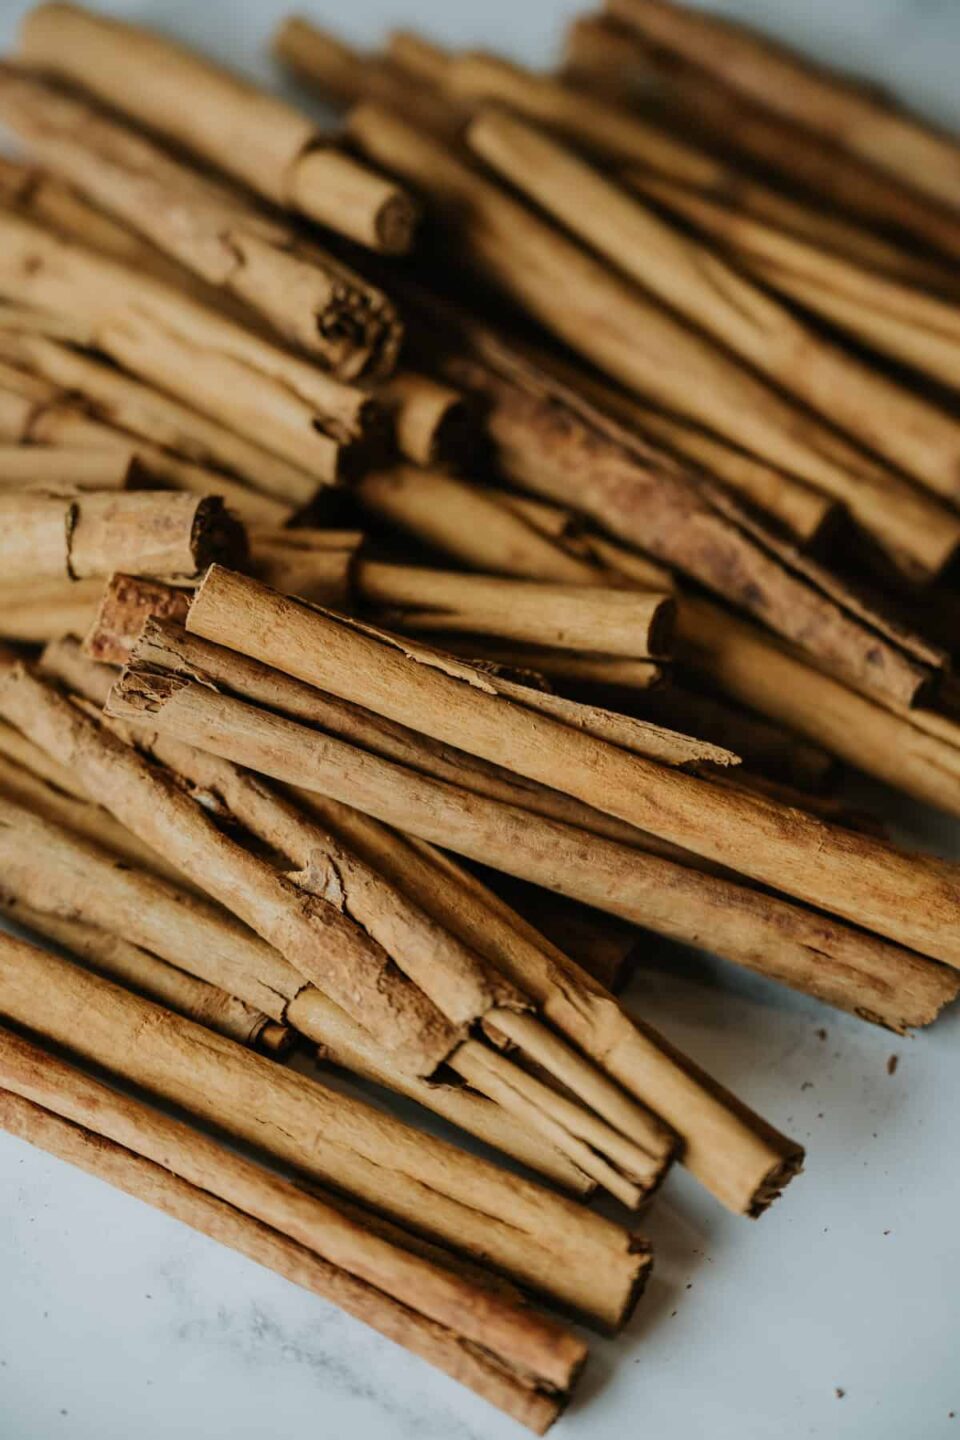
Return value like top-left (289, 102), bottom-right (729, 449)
top-left (2, 0), bottom-right (960, 1429)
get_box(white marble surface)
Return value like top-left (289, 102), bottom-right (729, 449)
top-left (2, 2), bottom-right (960, 1437)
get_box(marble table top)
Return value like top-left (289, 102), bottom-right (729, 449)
top-left (1, 3), bottom-right (959, 1437)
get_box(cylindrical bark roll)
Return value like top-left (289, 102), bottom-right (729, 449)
top-left (0, 444), bottom-right (138, 491)
top-left (184, 569), bottom-right (960, 971)
top-left (0, 1020), bottom-right (587, 1429)
top-left (0, 68), bottom-right (405, 378)
top-left (248, 529), bottom-right (361, 606)
top-left (377, 372), bottom-right (471, 466)
top-left (355, 561), bottom-right (675, 658)
top-left (0, 934), bottom-right (651, 1329)
top-left (18, 3), bottom-right (418, 254)
top-left (0, 898), bottom-right (285, 1053)
top-left (356, 466), bottom-right (603, 584)
top-left (0, 491), bottom-right (245, 582)
top-left (0, 576), bottom-right (104, 643)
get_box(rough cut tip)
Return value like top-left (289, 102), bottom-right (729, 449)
top-left (745, 1145), bottom-right (805, 1219)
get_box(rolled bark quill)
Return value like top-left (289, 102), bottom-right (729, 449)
top-left (248, 529), bottom-right (362, 607)
top-left (605, 0), bottom-right (960, 215)
top-left (346, 103), bottom-right (953, 578)
top-left (182, 568), bottom-right (960, 973)
top-left (0, 67), bottom-right (404, 379)
top-left (440, 335), bottom-right (943, 709)
top-left (467, 108), bottom-right (960, 536)
top-left (5, 657), bottom-right (677, 1206)
top-left (18, 3), bottom-right (418, 256)
top-left (0, 575), bottom-right (104, 643)
top-left (0, 1038), bottom-right (585, 1432)
top-left (355, 561), bottom-right (675, 659)
top-left (0, 212), bottom-right (373, 478)
top-left (0, 933), bottom-right (651, 1328)
top-left (561, 14), bottom-right (960, 273)
top-left (357, 466), bottom-right (604, 585)
top-left (0, 331), bottom-right (320, 509)
top-left (377, 372), bottom-right (472, 466)
top-left (0, 491), bottom-right (245, 583)
top-left (0, 444), bottom-right (139, 491)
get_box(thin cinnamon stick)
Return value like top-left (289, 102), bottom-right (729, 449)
top-left (0, 491), bottom-right (245, 583)
top-left (19, 3), bottom-right (418, 255)
top-left (357, 466), bottom-right (603, 584)
top-left (184, 567), bottom-right (960, 971)
top-left (0, 67), bottom-right (405, 378)
top-left (356, 560), bottom-right (674, 658)
top-left (0, 212), bottom-right (373, 477)
top-left (468, 107), bottom-right (960, 537)
top-left (606, 0), bottom-right (960, 214)
top-left (0, 443), bottom-right (138, 491)
top-left (0, 933), bottom-right (650, 1327)
top-left (0, 575), bottom-right (104, 643)
top-left (248, 529), bottom-right (361, 606)
top-left (437, 640), bottom-right (663, 693)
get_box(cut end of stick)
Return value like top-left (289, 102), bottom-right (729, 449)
top-left (746, 1147), bottom-right (805, 1219)
top-left (293, 146), bottom-right (419, 254)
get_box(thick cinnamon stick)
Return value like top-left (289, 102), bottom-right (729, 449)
top-left (356, 560), bottom-right (674, 658)
top-left (468, 108), bottom-right (960, 537)
top-left (606, 0), bottom-right (960, 214)
top-left (84, 575), bottom-right (192, 665)
top-left (0, 934), bottom-right (650, 1326)
top-left (0, 490), bottom-right (244, 583)
top-left (0, 68), bottom-right (404, 378)
top-left (0, 212), bottom-right (373, 477)
top-left (378, 372), bottom-right (470, 466)
top-left (19, 3), bottom-right (418, 255)
top-left (184, 568), bottom-right (960, 971)
top-left (0, 575), bottom-right (104, 642)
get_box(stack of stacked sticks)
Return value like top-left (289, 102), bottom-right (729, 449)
top-left (2, 1), bottom-right (960, 1429)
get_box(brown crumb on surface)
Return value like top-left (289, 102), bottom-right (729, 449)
top-left (835, 1388), bottom-right (845, 1399)
top-left (801, 1081), bottom-right (813, 1091)
top-left (887, 1054), bottom-right (899, 1075)
top-left (816, 1029), bottom-right (828, 1041)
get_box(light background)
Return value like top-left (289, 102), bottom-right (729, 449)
top-left (0, 2), bottom-right (959, 1437)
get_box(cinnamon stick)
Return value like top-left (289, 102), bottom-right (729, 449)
top-left (183, 568), bottom-right (960, 971)
top-left (0, 211), bottom-right (373, 477)
top-left (605, 0), bottom-right (960, 214)
top-left (0, 1025), bottom-right (587, 1428)
top-left (468, 107), bottom-right (960, 539)
top-left (0, 490), bottom-right (244, 583)
top-left (437, 640), bottom-right (663, 693)
top-left (19, 3), bottom-right (418, 255)
top-left (357, 466), bottom-right (603, 584)
top-left (355, 560), bottom-right (674, 659)
top-left (84, 575), bottom-right (193, 665)
top-left (0, 575), bottom-right (104, 643)
top-left (0, 933), bottom-right (650, 1327)
top-left (378, 372), bottom-right (471, 466)
top-left (0, 67), bottom-right (405, 378)
top-left (248, 528), bottom-right (362, 607)
top-left (0, 443), bottom-right (138, 491)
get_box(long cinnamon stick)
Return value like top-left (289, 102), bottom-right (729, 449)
top-left (468, 107), bottom-right (960, 535)
top-left (0, 211), bottom-right (373, 477)
top-left (0, 933), bottom-right (650, 1327)
top-left (0, 67), bottom-right (404, 379)
top-left (249, 529), bottom-right (361, 607)
top-left (605, 0), bottom-right (960, 214)
top-left (0, 575), bottom-right (104, 642)
top-left (0, 443), bottom-right (138, 491)
top-left (18, 3), bottom-right (418, 255)
top-left (0, 490), bottom-right (244, 583)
